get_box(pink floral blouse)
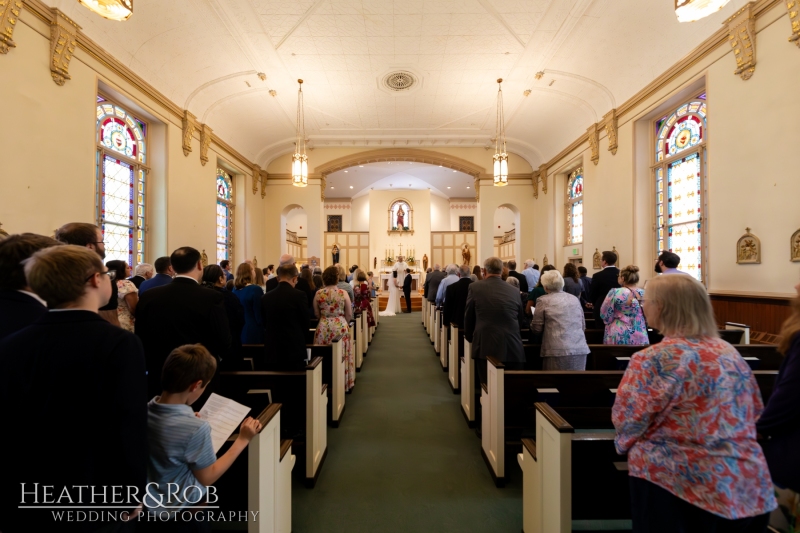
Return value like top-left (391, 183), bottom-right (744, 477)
top-left (612, 336), bottom-right (777, 519)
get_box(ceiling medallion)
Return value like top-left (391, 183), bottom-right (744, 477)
top-left (674, 0), bottom-right (731, 22)
top-left (383, 71), bottom-right (416, 92)
top-left (77, 0), bottom-right (133, 21)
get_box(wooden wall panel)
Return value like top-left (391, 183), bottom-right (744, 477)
top-left (324, 232), bottom-right (369, 270)
top-left (709, 293), bottom-right (792, 336)
top-left (431, 231), bottom-right (477, 269)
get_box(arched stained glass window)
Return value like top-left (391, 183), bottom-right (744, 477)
top-left (566, 167), bottom-right (583, 245)
top-left (95, 96), bottom-right (148, 266)
top-left (216, 168), bottom-right (234, 264)
top-left (654, 94), bottom-right (706, 282)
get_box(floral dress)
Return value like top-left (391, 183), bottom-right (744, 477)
top-left (599, 287), bottom-right (648, 345)
top-left (354, 282), bottom-right (376, 328)
top-left (116, 279), bottom-right (138, 333)
top-left (314, 288), bottom-right (354, 391)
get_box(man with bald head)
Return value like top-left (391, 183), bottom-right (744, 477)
top-left (266, 254), bottom-right (295, 292)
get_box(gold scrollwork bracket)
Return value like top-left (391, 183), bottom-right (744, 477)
top-left (182, 110), bottom-right (197, 157)
top-left (725, 2), bottom-right (756, 80)
top-left (532, 171), bottom-right (539, 199)
top-left (259, 169), bottom-right (267, 199)
top-left (787, 1), bottom-right (800, 46)
top-left (539, 164), bottom-right (548, 194)
top-left (604, 109), bottom-right (618, 156)
top-left (199, 124), bottom-right (212, 166)
top-left (587, 123), bottom-right (600, 165)
top-left (251, 164), bottom-right (261, 195)
top-left (0, 0), bottom-right (23, 54)
top-left (49, 9), bottom-right (79, 86)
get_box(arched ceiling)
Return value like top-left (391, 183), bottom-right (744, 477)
top-left (45, 0), bottom-right (749, 168)
top-left (326, 161), bottom-right (474, 198)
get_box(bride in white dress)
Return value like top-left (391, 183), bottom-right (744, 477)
top-left (379, 261), bottom-right (405, 316)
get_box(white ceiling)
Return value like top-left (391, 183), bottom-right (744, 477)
top-left (45, 0), bottom-right (748, 168)
top-left (326, 161), bottom-right (473, 198)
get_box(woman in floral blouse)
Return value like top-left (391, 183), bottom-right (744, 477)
top-left (599, 265), bottom-right (648, 345)
top-left (314, 266), bottom-right (354, 391)
top-left (612, 274), bottom-right (776, 531)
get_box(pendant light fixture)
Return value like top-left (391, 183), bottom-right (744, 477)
top-left (674, 0), bottom-right (731, 22)
top-left (493, 78), bottom-right (508, 187)
top-left (292, 79), bottom-right (308, 187)
top-left (77, 0), bottom-right (133, 21)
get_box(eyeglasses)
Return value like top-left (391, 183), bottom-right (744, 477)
top-left (86, 270), bottom-right (115, 282)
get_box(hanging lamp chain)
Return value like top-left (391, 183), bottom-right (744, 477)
top-left (495, 78), bottom-right (506, 155)
top-left (296, 80), bottom-right (305, 155)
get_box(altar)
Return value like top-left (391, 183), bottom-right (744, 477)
top-left (380, 273), bottom-right (420, 291)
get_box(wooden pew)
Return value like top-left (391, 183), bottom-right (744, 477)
top-left (460, 335), bottom-right (477, 427)
top-left (214, 403), bottom-right (295, 533)
top-left (448, 324), bottom-right (463, 393)
top-left (429, 302), bottom-right (436, 343)
top-left (241, 337), bottom-right (346, 427)
top-left (353, 312), bottom-right (363, 373)
top-left (219, 357), bottom-right (327, 488)
top-left (439, 311), bottom-right (448, 371)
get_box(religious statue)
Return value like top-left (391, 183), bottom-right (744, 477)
top-left (736, 228), bottom-right (761, 264)
top-left (374, 256), bottom-right (377, 269)
top-left (422, 254), bottom-right (428, 271)
top-left (396, 205), bottom-right (405, 228)
top-left (542, 254), bottom-right (549, 267)
top-left (592, 248), bottom-right (601, 270)
top-left (612, 246), bottom-right (620, 265)
top-left (462, 244), bottom-right (471, 266)
top-left (201, 249), bottom-right (208, 268)
top-left (0, 222), bottom-right (8, 240)
top-left (253, 256), bottom-right (258, 268)
top-left (332, 244), bottom-right (340, 264)
top-left (791, 230), bottom-right (800, 262)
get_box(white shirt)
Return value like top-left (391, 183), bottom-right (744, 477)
top-left (174, 275), bottom-right (198, 283)
top-left (18, 290), bottom-right (47, 307)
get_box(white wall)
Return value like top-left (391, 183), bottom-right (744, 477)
top-left (285, 207), bottom-right (308, 236)
top-left (449, 200), bottom-right (477, 231)
top-left (351, 196), bottom-right (370, 231)
top-left (430, 194), bottom-right (451, 231)
top-left (369, 189), bottom-right (430, 269)
top-left (323, 201), bottom-right (352, 232)
top-left (493, 207), bottom-right (517, 236)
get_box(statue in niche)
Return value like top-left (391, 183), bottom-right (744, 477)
top-left (462, 244), bottom-right (471, 266)
top-left (422, 254), bottom-right (428, 271)
top-left (253, 256), bottom-right (258, 269)
top-left (331, 244), bottom-right (340, 265)
top-left (543, 254), bottom-right (549, 267)
top-left (592, 248), bottom-right (601, 270)
top-left (736, 228), bottom-right (761, 264)
top-left (396, 205), bottom-right (405, 228)
top-left (374, 257), bottom-right (377, 269)
top-left (791, 230), bottom-right (800, 262)
top-left (612, 246), bottom-right (620, 266)
top-left (201, 250), bottom-right (208, 268)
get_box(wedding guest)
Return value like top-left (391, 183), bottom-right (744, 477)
top-left (354, 271), bottom-right (376, 327)
top-left (505, 277), bottom-right (529, 330)
top-left (443, 264), bottom-right (472, 329)
top-left (0, 233), bottom-right (62, 341)
top-left (130, 262), bottom-right (153, 288)
top-left (472, 265), bottom-right (483, 281)
top-left (298, 266), bottom-right (316, 309)
top-left (254, 266), bottom-right (266, 294)
top-left (435, 264), bottom-right (459, 306)
top-left (613, 274), bottom-right (776, 531)
top-left (654, 250), bottom-right (688, 275)
top-left (589, 251), bottom-right (621, 323)
top-left (530, 270), bottom-right (589, 370)
top-left (526, 264), bottom-right (556, 314)
top-left (266, 254), bottom-right (294, 292)
top-left (424, 264), bottom-right (446, 304)
top-left (314, 266), bottom-right (354, 391)
top-left (600, 265), bottom-right (648, 345)
top-left (521, 260), bottom-right (539, 290)
top-left (107, 259), bottom-right (138, 333)
top-left (232, 262), bottom-right (264, 344)
top-left (220, 259), bottom-right (233, 281)
top-left (757, 276), bottom-right (800, 492)
top-left (366, 271), bottom-right (377, 297)
top-left (139, 256), bottom-right (174, 294)
top-left (336, 263), bottom-right (355, 303)
top-left (578, 266), bottom-right (592, 309)
top-left (265, 264), bottom-right (275, 279)
top-left (313, 273), bottom-right (324, 294)
top-left (202, 265), bottom-right (244, 365)
top-left (562, 263), bottom-right (582, 298)
top-left (261, 265), bottom-right (308, 370)
top-left (507, 260), bottom-right (529, 294)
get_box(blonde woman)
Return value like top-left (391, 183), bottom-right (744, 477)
top-left (613, 274), bottom-right (775, 531)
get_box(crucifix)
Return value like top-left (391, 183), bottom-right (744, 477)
top-left (398, 242), bottom-right (404, 258)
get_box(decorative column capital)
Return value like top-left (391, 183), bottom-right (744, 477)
top-left (532, 171), bottom-right (539, 199)
top-left (604, 109), bottom-right (618, 156)
top-left (538, 164), bottom-right (548, 194)
top-left (251, 164), bottom-right (261, 195)
top-left (725, 2), bottom-right (756, 80)
top-left (199, 124), bottom-right (212, 166)
top-left (788, 0), bottom-right (800, 47)
top-left (0, 0), bottom-right (23, 54)
top-left (259, 170), bottom-right (267, 199)
top-left (49, 9), bottom-right (79, 86)
top-left (181, 110), bottom-right (197, 157)
top-left (587, 123), bottom-right (600, 165)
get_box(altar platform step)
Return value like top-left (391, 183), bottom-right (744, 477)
top-left (378, 293), bottom-right (423, 312)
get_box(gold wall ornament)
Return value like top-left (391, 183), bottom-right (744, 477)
top-left (199, 124), bottom-right (212, 166)
top-left (592, 248), bottom-right (601, 270)
top-left (201, 249), bottom-right (208, 268)
top-left (604, 109), bottom-right (618, 155)
top-left (0, 221), bottom-right (9, 240)
top-left (542, 254), bottom-right (549, 267)
top-left (181, 110), bottom-right (196, 157)
top-left (612, 245), bottom-right (620, 265)
top-left (539, 164), bottom-right (548, 194)
top-left (790, 229), bottom-right (800, 261)
top-left (49, 9), bottom-right (79, 86)
top-left (253, 256), bottom-right (258, 269)
top-left (787, 1), bottom-right (800, 47)
top-left (251, 164), bottom-right (260, 195)
top-left (77, 0), bottom-right (133, 21)
top-left (532, 171), bottom-right (539, 199)
top-left (725, 2), bottom-right (757, 80)
top-left (0, 0), bottom-right (22, 54)
top-left (260, 169), bottom-right (267, 199)
top-left (587, 123), bottom-right (600, 165)
top-left (736, 227), bottom-right (761, 264)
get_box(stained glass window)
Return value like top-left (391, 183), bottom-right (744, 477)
top-left (566, 167), bottom-right (584, 245)
top-left (96, 98), bottom-right (147, 266)
top-left (216, 168), bottom-right (234, 264)
top-left (654, 95), bottom-right (706, 281)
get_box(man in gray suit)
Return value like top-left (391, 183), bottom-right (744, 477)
top-left (464, 256), bottom-right (526, 386)
top-left (424, 264), bottom-right (446, 304)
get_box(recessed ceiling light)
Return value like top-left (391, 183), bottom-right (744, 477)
top-left (349, 186), bottom-right (353, 189)
top-left (447, 186), bottom-right (451, 189)
top-left (467, 186), bottom-right (471, 189)
top-left (359, 165), bottom-right (364, 167)
top-left (453, 170), bottom-right (457, 172)
top-left (344, 170), bottom-right (348, 173)
top-left (439, 165), bottom-right (442, 167)
top-left (330, 186), bottom-right (334, 189)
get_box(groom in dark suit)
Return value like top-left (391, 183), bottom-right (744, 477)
top-left (402, 268), bottom-right (413, 313)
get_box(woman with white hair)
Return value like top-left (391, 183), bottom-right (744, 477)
top-left (613, 274), bottom-right (775, 531)
top-left (530, 270), bottom-right (589, 370)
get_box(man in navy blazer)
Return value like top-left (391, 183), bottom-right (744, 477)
top-left (0, 245), bottom-right (147, 531)
top-left (138, 256), bottom-right (174, 294)
top-left (0, 233), bottom-right (62, 341)
top-left (589, 251), bottom-right (621, 323)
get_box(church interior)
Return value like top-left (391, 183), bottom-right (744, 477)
top-left (2, 0), bottom-right (800, 531)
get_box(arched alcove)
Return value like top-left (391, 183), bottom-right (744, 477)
top-left (493, 203), bottom-right (521, 265)
top-left (280, 204), bottom-right (307, 262)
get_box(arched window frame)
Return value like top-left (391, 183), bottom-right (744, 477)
top-left (653, 95), bottom-right (707, 282)
top-left (216, 167), bottom-right (235, 264)
top-left (95, 95), bottom-right (149, 267)
top-left (566, 167), bottom-right (584, 245)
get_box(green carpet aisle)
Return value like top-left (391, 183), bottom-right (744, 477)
top-left (292, 312), bottom-right (522, 533)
